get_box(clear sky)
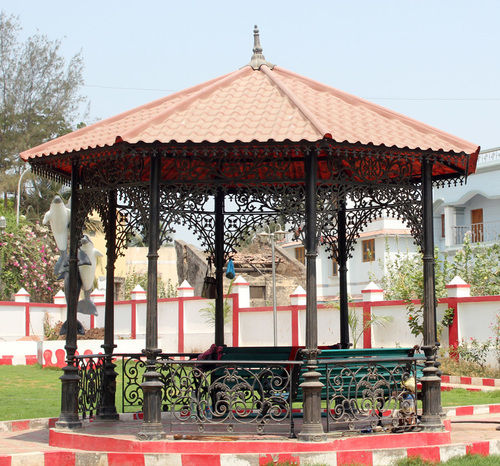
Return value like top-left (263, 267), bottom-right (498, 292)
top-left (3, 1), bottom-right (500, 243)
top-left (3, 0), bottom-right (499, 149)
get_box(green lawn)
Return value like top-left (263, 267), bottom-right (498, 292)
top-left (395, 455), bottom-right (500, 466)
top-left (271, 455), bottom-right (500, 465)
top-left (441, 388), bottom-right (500, 407)
top-left (1, 365), bottom-right (499, 421)
top-left (0, 365), bottom-right (61, 421)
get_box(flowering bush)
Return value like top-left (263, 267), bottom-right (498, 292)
top-left (0, 213), bottom-right (60, 302)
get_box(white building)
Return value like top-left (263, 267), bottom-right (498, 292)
top-left (434, 147), bottom-right (500, 255)
top-left (281, 216), bottom-right (417, 300)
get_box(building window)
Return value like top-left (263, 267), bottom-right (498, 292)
top-left (471, 208), bottom-right (483, 242)
top-left (332, 257), bottom-right (338, 276)
top-left (250, 286), bottom-right (266, 300)
top-left (441, 214), bottom-right (445, 238)
top-left (362, 239), bottom-right (375, 262)
top-left (295, 246), bottom-right (305, 264)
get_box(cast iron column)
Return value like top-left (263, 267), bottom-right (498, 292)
top-left (298, 147), bottom-right (326, 441)
top-left (97, 189), bottom-right (119, 420)
top-left (338, 198), bottom-right (350, 349)
top-left (138, 152), bottom-right (165, 440)
top-left (420, 156), bottom-right (443, 430)
top-left (214, 188), bottom-right (225, 347)
top-left (56, 159), bottom-right (83, 429)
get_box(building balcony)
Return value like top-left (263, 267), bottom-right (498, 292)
top-left (452, 221), bottom-right (500, 245)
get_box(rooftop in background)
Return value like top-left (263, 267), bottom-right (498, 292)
top-left (475, 146), bottom-right (500, 170)
top-left (20, 27), bottom-right (478, 164)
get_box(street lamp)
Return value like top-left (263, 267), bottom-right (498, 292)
top-left (16, 167), bottom-right (31, 225)
top-left (258, 224), bottom-right (286, 346)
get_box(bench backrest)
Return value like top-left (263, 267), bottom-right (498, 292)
top-left (317, 347), bottom-right (416, 359)
top-left (220, 346), bottom-right (294, 361)
top-left (295, 347), bottom-right (422, 402)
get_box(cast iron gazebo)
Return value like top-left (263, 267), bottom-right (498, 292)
top-left (20, 28), bottom-right (479, 441)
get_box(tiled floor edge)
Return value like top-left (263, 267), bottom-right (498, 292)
top-left (0, 439), bottom-right (498, 465)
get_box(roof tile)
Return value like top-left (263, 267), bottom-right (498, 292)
top-left (20, 64), bottom-right (478, 161)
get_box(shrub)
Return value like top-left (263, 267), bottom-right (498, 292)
top-left (123, 269), bottom-right (177, 300)
top-left (0, 212), bottom-right (59, 302)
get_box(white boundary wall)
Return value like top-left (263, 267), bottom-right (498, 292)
top-left (1, 277), bottom-right (499, 366)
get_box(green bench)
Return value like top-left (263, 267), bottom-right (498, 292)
top-left (210, 346), bottom-right (423, 407)
top-left (294, 347), bottom-right (424, 408)
top-left (178, 346), bottom-right (300, 429)
top-left (211, 346), bottom-right (299, 403)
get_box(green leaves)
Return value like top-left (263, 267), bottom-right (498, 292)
top-left (123, 270), bottom-right (177, 300)
top-left (0, 210), bottom-right (59, 302)
top-left (373, 236), bottom-right (500, 340)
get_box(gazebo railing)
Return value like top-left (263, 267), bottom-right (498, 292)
top-left (76, 354), bottom-right (106, 419)
top-left (159, 359), bottom-right (300, 436)
top-left (119, 354), bottom-right (300, 436)
top-left (119, 352), bottom-right (199, 412)
top-left (321, 357), bottom-right (420, 434)
top-left (76, 352), bottom-right (421, 436)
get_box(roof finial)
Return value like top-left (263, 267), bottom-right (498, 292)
top-left (248, 25), bottom-right (274, 70)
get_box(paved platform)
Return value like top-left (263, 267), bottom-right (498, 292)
top-left (0, 408), bottom-right (499, 465)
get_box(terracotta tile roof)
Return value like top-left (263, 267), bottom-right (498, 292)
top-left (20, 64), bottom-right (479, 161)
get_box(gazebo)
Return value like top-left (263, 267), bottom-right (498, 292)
top-left (20, 27), bottom-right (479, 441)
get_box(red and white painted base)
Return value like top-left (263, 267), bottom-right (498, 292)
top-left (0, 406), bottom-right (499, 466)
top-left (0, 441), bottom-right (499, 466)
top-left (441, 375), bottom-right (500, 388)
top-left (1, 439), bottom-right (499, 465)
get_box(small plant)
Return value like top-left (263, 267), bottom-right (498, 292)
top-left (123, 269), bottom-right (177, 299)
top-left (406, 304), bottom-right (455, 342)
top-left (199, 279), bottom-right (234, 327)
top-left (440, 343), bottom-right (500, 378)
top-left (456, 337), bottom-right (492, 369)
top-left (347, 308), bottom-right (393, 349)
top-left (43, 312), bottom-right (61, 340)
top-left (492, 313), bottom-right (500, 368)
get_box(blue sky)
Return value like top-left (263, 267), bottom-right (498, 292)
top-left (4, 0), bottom-right (499, 149)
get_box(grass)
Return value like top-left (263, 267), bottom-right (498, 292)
top-left (395, 454), bottom-right (500, 465)
top-left (441, 388), bottom-right (500, 407)
top-left (0, 364), bottom-right (61, 421)
top-left (1, 365), bottom-right (499, 421)
top-left (261, 455), bottom-right (500, 465)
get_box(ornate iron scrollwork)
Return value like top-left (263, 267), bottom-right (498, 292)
top-left (77, 354), bottom-right (105, 419)
top-left (324, 358), bottom-right (419, 433)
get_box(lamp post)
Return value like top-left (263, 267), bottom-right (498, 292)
top-left (259, 224), bottom-right (286, 346)
top-left (17, 167), bottom-right (31, 225)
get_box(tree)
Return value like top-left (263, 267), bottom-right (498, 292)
top-left (0, 11), bottom-right (87, 213)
